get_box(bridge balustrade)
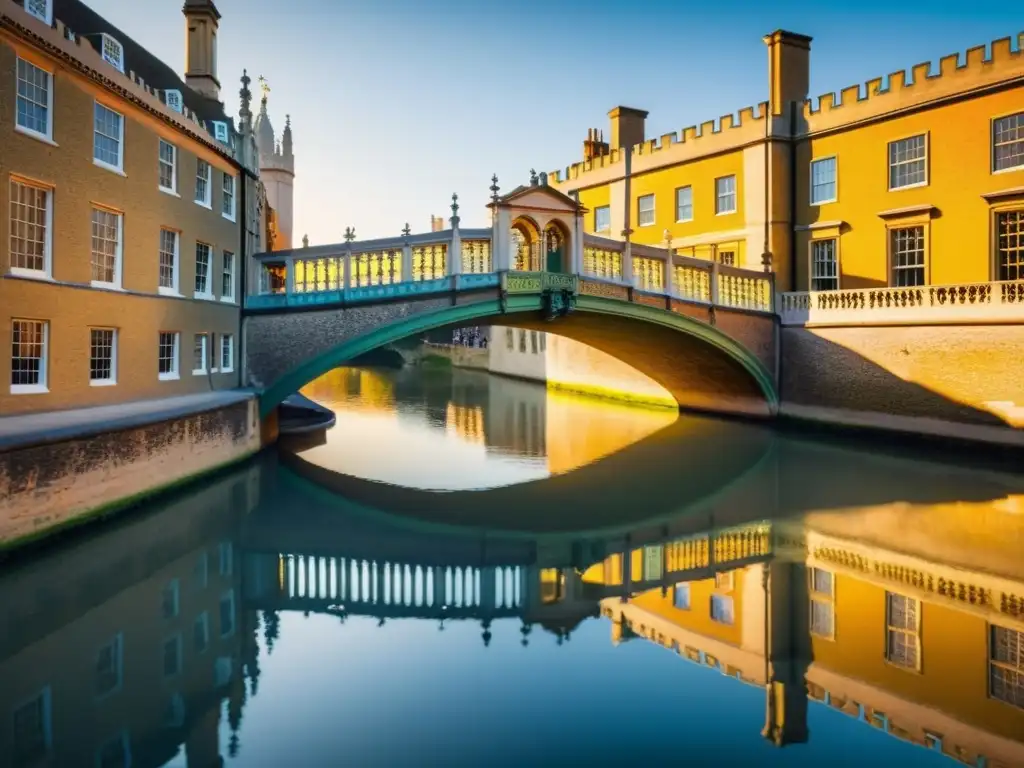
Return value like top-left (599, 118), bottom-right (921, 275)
top-left (275, 554), bottom-right (525, 617)
top-left (778, 279), bottom-right (1024, 326)
top-left (247, 218), bottom-right (774, 314)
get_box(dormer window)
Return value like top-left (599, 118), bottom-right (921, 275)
top-left (164, 90), bottom-right (183, 114)
top-left (100, 34), bottom-right (124, 73)
top-left (212, 121), bottom-right (229, 144)
top-left (25, 0), bottom-right (53, 25)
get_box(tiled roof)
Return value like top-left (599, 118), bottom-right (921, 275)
top-left (12, 0), bottom-right (233, 129)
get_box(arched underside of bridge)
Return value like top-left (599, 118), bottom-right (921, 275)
top-left (250, 294), bottom-right (778, 419)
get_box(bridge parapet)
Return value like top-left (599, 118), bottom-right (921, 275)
top-left (246, 225), bottom-right (774, 315)
top-left (779, 280), bottom-right (1024, 327)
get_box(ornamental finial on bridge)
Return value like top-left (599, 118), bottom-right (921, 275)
top-left (663, 229), bottom-right (673, 251)
top-left (344, 226), bottom-right (355, 243)
top-left (450, 193), bottom-right (460, 229)
top-left (490, 174), bottom-right (499, 203)
top-left (761, 250), bottom-right (773, 273)
top-left (402, 222), bottom-right (411, 237)
top-left (529, 169), bottom-right (539, 186)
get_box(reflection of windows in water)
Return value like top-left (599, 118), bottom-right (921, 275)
top-left (530, 331), bottom-right (539, 354)
top-left (505, 328), bottom-right (514, 350)
top-left (990, 625), bottom-right (1024, 708)
top-left (710, 594), bottom-right (734, 625)
top-left (643, 546), bottom-right (663, 581)
top-left (519, 330), bottom-right (527, 353)
top-left (673, 583), bottom-right (691, 610)
top-left (540, 333), bottom-right (546, 352)
top-left (12, 688), bottom-right (50, 766)
top-left (885, 592), bottom-right (919, 670)
top-left (95, 634), bottom-right (123, 697)
top-left (809, 567), bottom-right (835, 639)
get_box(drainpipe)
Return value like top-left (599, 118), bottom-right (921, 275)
top-left (788, 100), bottom-right (799, 293)
top-left (622, 151), bottom-right (633, 286)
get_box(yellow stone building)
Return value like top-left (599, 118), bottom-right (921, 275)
top-left (551, 29), bottom-right (1024, 294)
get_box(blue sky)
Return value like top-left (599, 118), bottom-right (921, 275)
top-left (86, 0), bottom-right (1018, 243)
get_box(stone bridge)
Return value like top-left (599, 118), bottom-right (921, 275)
top-left (243, 177), bottom-right (778, 419)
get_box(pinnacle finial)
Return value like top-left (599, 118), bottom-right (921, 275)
top-left (302, 234), bottom-right (309, 248)
top-left (239, 69), bottom-right (253, 122)
top-left (490, 174), bottom-right (500, 203)
top-left (402, 223), bottom-right (411, 237)
top-left (285, 114), bottom-right (291, 129)
top-left (529, 169), bottom-right (538, 185)
top-left (451, 193), bottom-right (459, 215)
top-left (344, 227), bottom-right (356, 243)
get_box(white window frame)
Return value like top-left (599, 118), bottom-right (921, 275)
top-left (100, 34), bottom-right (124, 73)
top-left (636, 194), bottom-right (655, 227)
top-left (192, 333), bottom-right (209, 375)
top-left (158, 331), bottom-right (180, 381)
top-left (675, 185), bottom-right (693, 222)
top-left (988, 624), bottom-right (1024, 708)
top-left (673, 583), bottom-right (691, 610)
top-left (158, 228), bottom-right (180, 296)
top-left (89, 206), bottom-right (123, 289)
top-left (715, 175), bottom-right (737, 215)
top-left (12, 686), bottom-right (53, 767)
top-left (158, 139), bottom-right (177, 195)
top-left (221, 173), bottom-right (236, 221)
top-left (810, 237), bottom-right (840, 291)
top-left (219, 541), bottom-right (233, 576)
top-left (194, 159), bottom-right (212, 208)
top-left (163, 89), bottom-right (183, 114)
top-left (88, 327), bottom-right (117, 386)
top-left (23, 0), bottom-right (53, 25)
top-left (8, 176), bottom-right (53, 279)
top-left (594, 205), bottom-right (610, 233)
top-left (220, 334), bottom-right (234, 373)
top-left (992, 112), bottom-right (1024, 174)
top-left (887, 133), bottom-right (928, 191)
top-left (212, 120), bottom-right (230, 144)
top-left (92, 101), bottom-right (124, 173)
top-left (14, 56), bottom-right (54, 144)
top-left (194, 242), bottom-right (213, 299)
top-left (10, 318), bottom-right (48, 394)
top-left (220, 251), bottom-right (235, 302)
top-left (809, 156), bottom-right (838, 205)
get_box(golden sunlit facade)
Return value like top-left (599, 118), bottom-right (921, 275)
top-left (551, 29), bottom-right (1024, 295)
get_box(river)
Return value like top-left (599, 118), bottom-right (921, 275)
top-left (2, 365), bottom-right (1024, 767)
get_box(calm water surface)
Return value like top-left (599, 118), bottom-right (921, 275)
top-left (3, 365), bottom-right (1024, 767)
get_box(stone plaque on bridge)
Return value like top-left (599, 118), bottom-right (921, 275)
top-left (504, 272), bottom-right (544, 294)
top-left (543, 273), bottom-right (578, 293)
top-left (580, 279), bottom-right (629, 301)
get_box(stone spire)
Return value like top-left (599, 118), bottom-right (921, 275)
top-left (253, 75), bottom-right (275, 158)
top-left (282, 114), bottom-right (293, 158)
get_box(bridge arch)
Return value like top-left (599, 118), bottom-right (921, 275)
top-left (252, 292), bottom-right (779, 419)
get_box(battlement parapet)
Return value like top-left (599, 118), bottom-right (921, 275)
top-left (803, 32), bottom-right (1024, 135)
top-left (551, 102), bottom-right (770, 193)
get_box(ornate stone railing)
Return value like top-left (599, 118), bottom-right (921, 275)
top-left (779, 280), bottom-right (1024, 326)
top-left (248, 223), bottom-right (774, 315)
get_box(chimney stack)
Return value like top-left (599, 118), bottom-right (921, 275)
top-left (607, 106), bottom-right (648, 151)
top-left (763, 30), bottom-right (812, 116)
top-left (582, 127), bottom-right (609, 161)
top-left (183, 0), bottom-right (221, 101)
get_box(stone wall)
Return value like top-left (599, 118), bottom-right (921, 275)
top-left (0, 398), bottom-right (261, 548)
top-left (780, 325), bottom-right (1024, 446)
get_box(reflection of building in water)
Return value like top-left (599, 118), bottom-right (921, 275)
top-left (445, 403), bottom-right (486, 445)
top-left (0, 468), bottom-right (261, 768)
top-left (444, 326), bottom-right (675, 409)
top-left (593, 515), bottom-right (1024, 764)
top-left (300, 367), bottom-right (396, 412)
top-left (481, 375), bottom-right (546, 458)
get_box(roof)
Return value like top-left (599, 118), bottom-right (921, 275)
top-left (45, 0), bottom-right (233, 127)
top-left (489, 182), bottom-right (584, 211)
